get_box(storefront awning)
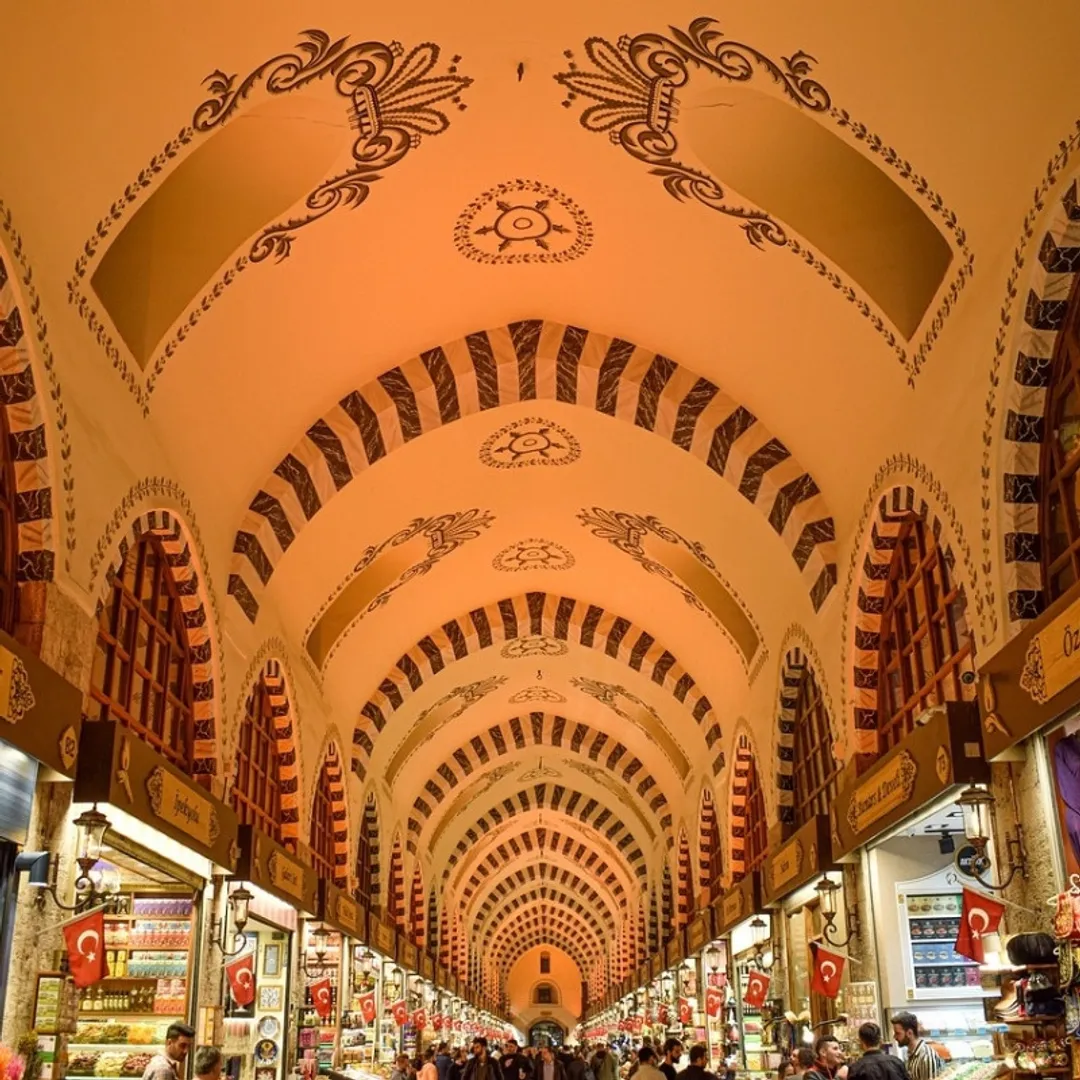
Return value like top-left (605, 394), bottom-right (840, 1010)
top-left (762, 814), bottom-right (834, 906)
top-left (74, 720), bottom-right (239, 874)
top-left (832, 700), bottom-right (988, 858)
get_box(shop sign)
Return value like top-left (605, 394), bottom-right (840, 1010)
top-left (954, 844), bottom-right (980, 879)
top-left (664, 931), bottom-right (684, 968)
top-left (833, 701), bottom-right (988, 857)
top-left (233, 824), bottom-right (317, 913)
top-left (75, 722), bottom-right (239, 872)
top-left (318, 880), bottom-right (364, 938)
top-left (335, 893), bottom-right (362, 935)
top-left (369, 912), bottom-right (395, 955)
top-left (713, 872), bottom-right (760, 936)
top-left (687, 911), bottom-right (711, 953)
top-left (763, 816), bottom-right (832, 905)
top-left (421, 953), bottom-right (435, 981)
top-left (845, 752), bottom-right (918, 836)
top-left (649, 953), bottom-right (663, 978)
top-left (398, 934), bottom-right (419, 971)
top-left (1019, 596), bottom-right (1080, 705)
top-left (0, 630), bottom-right (82, 778)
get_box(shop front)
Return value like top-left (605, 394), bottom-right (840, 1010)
top-left (832, 701), bottom-right (995, 1067)
top-left (395, 936), bottom-right (420, 1060)
top-left (66, 722), bottom-right (239, 1080)
top-left (220, 825), bottom-right (316, 1080)
top-left (682, 911), bottom-right (713, 1052)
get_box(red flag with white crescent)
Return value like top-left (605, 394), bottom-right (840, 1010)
top-left (63, 909), bottom-right (106, 988)
top-left (310, 977), bottom-right (333, 1019)
top-left (705, 986), bottom-right (724, 1018)
top-left (225, 951), bottom-right (256, 1007)
top-left (678, 997), bottom-right (692, 1024)
top-left (810, 942), bottom-right (846, 999)
top-left (359, 991), bottom-right (377, 1024)
top-left (433, 1013), bottom-right (443, 1031)
top-left (392, 999), bottom-right (409, 1026)
top-left (656, 1004), bottom-right (668, 1025)
top-left (413, 1008), bottom-right (428, 1030)
top-left (956, 887), bottom-right (1005, 963)
top-left (744, 969), bottom-right (770, 1008)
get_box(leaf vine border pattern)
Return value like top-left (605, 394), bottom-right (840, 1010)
top-left (68, 30), bottom-right (472, 413)
top-left (555, 17), bottom-right (972, 381)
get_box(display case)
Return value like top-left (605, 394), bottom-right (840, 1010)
top-left (70, 891), bottom-right (196, 1080)
top-left (296, 928), bottom-right (343, 1078)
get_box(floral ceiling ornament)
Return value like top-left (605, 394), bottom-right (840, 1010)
top-left (500, 636), bottom-right (569, 660)
top-left (455, 179), bottom-right (593, 264)
top-left (68, 30), bottom-right (472, 410)
top-left (480, 417), bottom-right (582, 469)
top-left (510, 686), bottom-right (567, 705)
top-left (493, 538), bottom-right (576, 573)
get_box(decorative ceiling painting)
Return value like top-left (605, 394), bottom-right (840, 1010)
top-left (67, 30), bottom-right (472, 411)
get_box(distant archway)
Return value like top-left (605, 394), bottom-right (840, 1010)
top-left (528, 1021), bottom-right (566, 1048)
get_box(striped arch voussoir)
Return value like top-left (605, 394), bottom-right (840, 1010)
top-left (473, 867), bottom-right (618, 933)
top-left (228, 320), bottom-right (837, 623)
top-left (697, 788), bottom-right (718, 896)
top-left (260, 658), bottom-right (301, 845)
top-left (96, 510), bottom-right (218, 775)
top-left (0, 253), bottom-right (55, 585)
top-left (850, 485), bottom-right (967, 757)
top-left (352, 591), bottom-right (720, 781)
top-left (317, 743), bottom-right (350, 884)
top-left (405, 711), bottom-right (672, 854)
top-left (999, 179), bottom-right (1080, 627)
top-left (728, 734), bottom-right (755, 883)
top-left (776, 647), bottom-right (809, 825)
top-left (481, 888), bottom-right (610, 950)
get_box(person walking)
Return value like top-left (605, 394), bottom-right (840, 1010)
top-left (792, 1049), bottom-right (817, 1080)
top-left (437, 1044), bottom-right (454, 1080)
top-left (592, 1046), bottom-right (619, 1080)
top-left (660, 1040), bottom-right (684, 1080)
top-left (681, 1045), bottom-right (718, 1080)
top-left (140, 1023), bottom-right (194, 1080)
top-left (891, 1013), bottom-right (942, 1080)
top-left (193, 1048), bottom-right (222, 1080)
top-left (567, 1048), bottom-right (589, 1080)
top-left (801, 1037), bottom-right (845, 1080)
top-left (503, 1041), bottom-right (535, 1080)
top-left (847, 1024), bottom-right (906, 1080)
top-left (538, 1046), bottom-right (568, 1080)
top-left (465, 1039), bottom-right (496, 1080)
top-left (633, 1048), bottom-right (666, 1080)
top-left (421, 1048), bottom-right (440, 1080)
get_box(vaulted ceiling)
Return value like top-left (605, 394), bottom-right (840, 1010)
top-left (5, 0), bottom-right (1080, 1007)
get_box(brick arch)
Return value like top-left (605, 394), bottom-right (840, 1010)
top-left (386, 835), bottom-right (405, 927)
top-left (697, 787), bottom-right (721, 901)
top-left (405, 712), bottom-right (674, 853)
top-left (94, 509), bottom-right (221, 776)
top-left (661, 862), bottom-right (674, 940)
top-left (357, 791), bottom-right (381, 906)
top-left (496, 929), bottom-right (593, 980)
top-left (490, 904), bottom-right (605, 968)
top-left (0, 246), bottom-right (59, 591)
top-left (849, 482), bottom-right (973, 756)
top-left (352, 591), bottom-right (719, 782)
top-left (472, 867), bottom-right (619, 935)
top-left (410, 864), bottom-right (425, 946)
top-left (676, 828), bottom-right (692, 929)
top-left (996, 176), bottom-right (1080, 628)
top-left (311, 739), bottom-right (349, 886)
top-left (480, 888), bottom-right (611, 951)
top-left (442, 783), bottom-right (649, 880)
top-left (729, 729), bottom-right (767, 883)
top-left (228, 319), bottom-right (838, 622)
top-left (448, 823), bottom-right (631, 909)
top-left (426, 889), bottom-right (439, 953)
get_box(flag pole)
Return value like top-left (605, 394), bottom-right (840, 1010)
top-left (967, 886), bottom-right (1039, 918)
top-left (29, 903), bottom-right (109, 942)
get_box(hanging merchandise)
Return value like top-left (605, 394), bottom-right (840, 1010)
top-left (744, 969), bottom-right (770, 1009)
top-left (809, 943), bottom-right (845, 1000)
top-left (62, 908), bottom-right (106, 988)
top-left (225, 951), bottom-right (256, 1007)
top-left (955, 888), bottom-right (1006, 963)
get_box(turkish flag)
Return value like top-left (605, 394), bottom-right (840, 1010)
top-left (63, 909), bottom-right (106, 988)
top-left (359, 992), bottom-right (377, 1024)
top-left (810, 942), bottom-right (846, 999)
top-left (413, 1008), bottom-right (427, 1030)
top-left (225, 952), bottom-right (256, 1006)
top-left (433, 1013), bottom-right (443, 1031)
top-left (392, 999), bottom-right (409, 1026)
top-left (630, 1015), bottom-right (643, 1034)
top-left (955, 887), bottom-right (1005, 963)
top-left (705, 986), bottom-right (724, 1017)
top-left (678, 997), bottom-right (692, 1024)
top-left (656, 1004), bottom-right (668, 1025)
top-left (744, 969), bottom-right (770, 1008)
top-left (310, 977), bottom-right (333, 1019)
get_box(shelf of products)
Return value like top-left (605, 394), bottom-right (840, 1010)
top-left (296, 929), bottom-right (342, 1077)
top-left (899, 889), bottom-right (993, 1002)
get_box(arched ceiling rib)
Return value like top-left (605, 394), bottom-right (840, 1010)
top-left (480, 888), bottom-right (612, 952)
top-left (470, 869), bottom-right (618, 936)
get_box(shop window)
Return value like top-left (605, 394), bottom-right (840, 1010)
top-left (89, 534), bottom-right (199, 778)
top-left (792, 667), bottom-right (840, 825)
top-left (1040, 274), bottom-right (1080, 602)
top-left (310, 759), bottom-right (341, 885)
top-left (231, 677), bottom-right (283, 842)
top-left (877, 516), bottom-right (975, 754)
top-left (743, 750), bottom-right (768, 874)
top-left (0, 405), bottom-right (17, 636)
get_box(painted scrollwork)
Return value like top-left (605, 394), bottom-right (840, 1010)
top-left (556, 18), bottom-right (828, 249)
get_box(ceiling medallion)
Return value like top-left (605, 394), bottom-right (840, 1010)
top-left (480, 417), bottom-right (581, 469)
top-left (455, 179), bottom-right (593, 265)
top-left (500, 636), bottom-right (569, 660)
top-left (510, 686), bottom-right (567, 705)
top-left (493, 538), bottom-right (575, 573)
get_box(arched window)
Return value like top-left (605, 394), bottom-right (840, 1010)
top-left (90, 534), bottom-right (198, 778)
top-left (792, 667), bottom-right (840, 825)
top-left (0, 405), bottom-right (19, 636)
top-left (743, 749), bottom-right (768, 874)
top-left (1041, 274), bottom-right (1080, 602)
top-left (310, 758), bottom-right (342, 884)
top-left (877, 516), bottom-right (975, 754)
top-left (534, 983), bottom-right (557, 1005)
top-left (231, 677), bottom-right (282, 841)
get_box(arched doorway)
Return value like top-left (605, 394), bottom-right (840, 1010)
top-left (528, 1021), bottom-right (565, 1048)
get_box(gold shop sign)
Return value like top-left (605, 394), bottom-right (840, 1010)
top-left (1020, 597), bottom-right (1080, 704)
top-left (372, 917), bottom-right (395, 955)
top-left (846, 750), bottom-right (917, 836)
top-left (268, 850), bottom-right (305, 901)
top-left (335, 893), bottom-right (362, 935)
top-left (146, 766), bottom-right (220, 847)
top-left (722, 886), bottom-right (744, 927)
top-left (769, 839), bottom-right (804, 893)
top-left (0, 646), bottom-right (35, 725)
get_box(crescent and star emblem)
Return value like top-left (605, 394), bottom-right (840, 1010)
top-left (76, 929), bottom-right (100, 961)
top-left (967, 907), bottom-right (990, 935)
top-left (237, 969), bottom-right (253, 988)
top-left (820, 961), bottom-right (837, 982)
top-left (316, 986), bottom-right (330, 1003)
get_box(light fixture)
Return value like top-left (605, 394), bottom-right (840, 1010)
top-left (815, 875), bottom-right (858, 947)
top-left (212, 883), bottom-right (253, 956)
top-left (30, 804), bottom-right (117, 912)
top-left (749, 916), bottom-right (775, 971)
top-left (704, 943), bottom-right (722, 973)
top-left (300, 923), bottom-right (332, 975)
top-left (956, 786), bottom-right (1027, 891)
